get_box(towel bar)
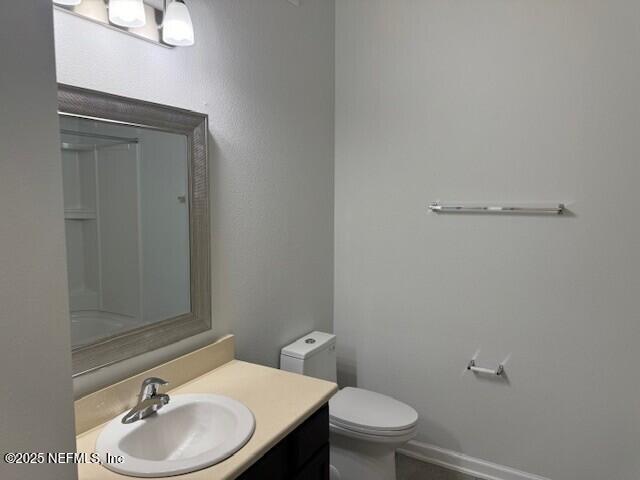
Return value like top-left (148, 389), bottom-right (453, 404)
top-left (429, 202), bottom-right (565, 215)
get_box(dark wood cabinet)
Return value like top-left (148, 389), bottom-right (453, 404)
top-left (237, 404), bottom-right (329, 480)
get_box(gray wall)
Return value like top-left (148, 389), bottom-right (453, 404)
top-left (54, 0), bottom-right (335, 396)
top-left (0, 1), bottom-right (77, 479)
top-left (335, 1), bottom-right (640, 479)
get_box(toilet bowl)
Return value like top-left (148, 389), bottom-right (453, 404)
top-left (329, 387), bottom-right (417, 480)
top-left (280, 332), bottom-right (418, 480)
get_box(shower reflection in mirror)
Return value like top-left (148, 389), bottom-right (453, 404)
top-left (60, 115), bottom-right (191, 348)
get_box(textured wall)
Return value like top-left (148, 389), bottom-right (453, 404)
top-left (0, 1), bottom-right (77, 479)
top-left (335, 1), bottom-right (640, 479)
top-left (54, 0), bottom-right (335, 397)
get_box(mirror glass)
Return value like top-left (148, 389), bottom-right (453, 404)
top-left (60, 115), bottom-right (191, 348)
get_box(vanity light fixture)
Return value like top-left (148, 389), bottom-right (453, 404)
top-left (162, 0), bottom-right (195, 47)
top-left (53, 0), bottom-right (195, 47)
top-left (108, 0), bottom-right (146, 28)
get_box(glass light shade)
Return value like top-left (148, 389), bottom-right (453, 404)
top-left (163, 1), bottom-right (195, 47)
top-left (75, 0), bottom-right (108, 22)
top-left (108, 0), bottom-right (146, 28)
top-left (53, 0), bottom-right (82, 5)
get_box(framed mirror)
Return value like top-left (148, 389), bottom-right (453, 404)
top-left (58, 84), bottom-right (210, 376)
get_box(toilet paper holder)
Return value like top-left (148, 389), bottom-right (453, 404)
top-left (467, 359), bottom-right (504, 376)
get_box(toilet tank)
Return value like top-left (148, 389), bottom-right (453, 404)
top-left (280, 331), bottom-right (337, 382)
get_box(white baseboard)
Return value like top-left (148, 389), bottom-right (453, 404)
top-left (397, 440), bottom-right (552, 480)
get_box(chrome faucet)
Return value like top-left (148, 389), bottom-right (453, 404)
top-left (121, 377), bottom-right (170, 424)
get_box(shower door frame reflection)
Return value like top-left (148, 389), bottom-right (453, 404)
top-left (59, 84), bottom-right (211, 376)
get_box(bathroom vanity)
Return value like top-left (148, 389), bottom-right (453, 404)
top-left (74, 336), bottom-right (336, 480)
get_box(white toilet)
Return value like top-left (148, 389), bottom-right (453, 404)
top-left (280, 332), bottom-right (418, 480)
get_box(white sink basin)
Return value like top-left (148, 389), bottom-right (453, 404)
top-left (96, 394), bottom-right (255, 477)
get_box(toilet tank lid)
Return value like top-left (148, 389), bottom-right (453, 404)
top-left (281, 331), bottom-right (336, 359)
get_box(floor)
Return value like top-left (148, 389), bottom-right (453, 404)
top-left (396, 454), bottom-right (481, 480)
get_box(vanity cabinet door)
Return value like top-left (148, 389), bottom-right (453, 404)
top-left (237, 404), bottom-right (329, 480)
top-left (288, 404), bottom-right (329, 471)
top-left (236, 441), bottom-right (287, 480)
top-left (293, 444), bottom-right (329, 480)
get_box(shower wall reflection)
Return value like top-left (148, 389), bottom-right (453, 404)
top-left (60, 115), bottom-right (190, 348)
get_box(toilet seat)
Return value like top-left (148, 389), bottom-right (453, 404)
top-left (329, 421), bottom-right (417, 444)
top-left (329, 387), bottom-right (418, 439)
